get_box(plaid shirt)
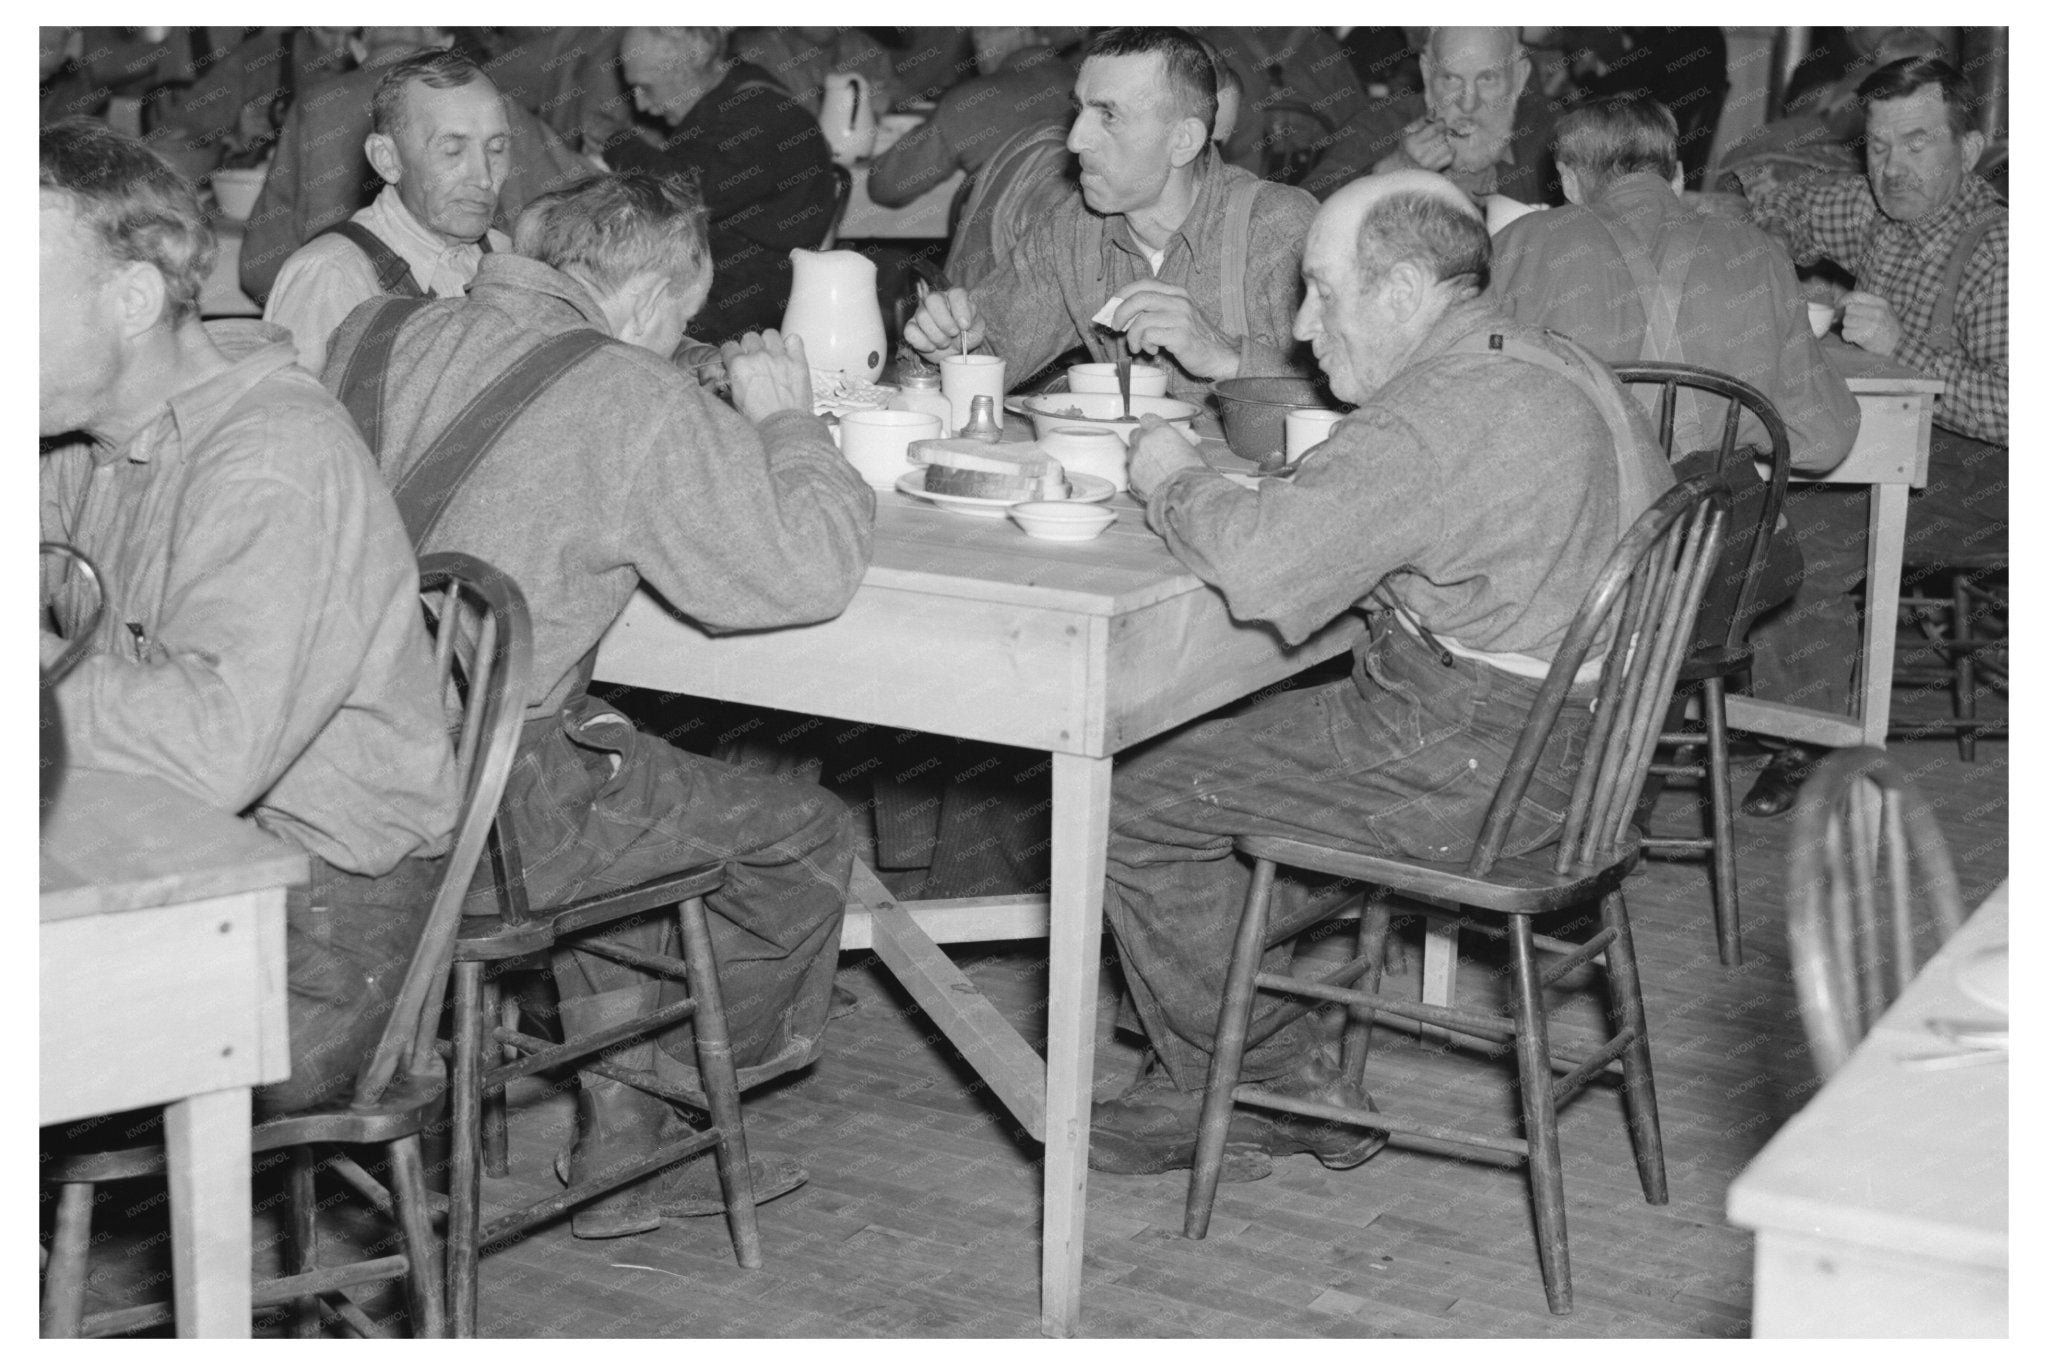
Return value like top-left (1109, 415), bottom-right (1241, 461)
top-left (1749, 171), bottom-right (2007, 444)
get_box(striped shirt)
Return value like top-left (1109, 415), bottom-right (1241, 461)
top-left (1748, 171), bottom-right (2006, 444)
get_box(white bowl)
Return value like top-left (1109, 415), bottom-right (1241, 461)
top-left (1010, 501), bottom-right (1118, 541)
top-left (1017, 392), bottom-right (1203, 447)
top-left (1069, 362), bottom-right (1169, 396)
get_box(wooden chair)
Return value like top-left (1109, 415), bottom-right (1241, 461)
top-left (444, 752), bottom-right (762, 1335)
top-left (1786, 746), bottom-right (1965, 1079)
top-left (1891, 556), bottom-right (2007, 760)
top-left (1614, 362), bottom-right (1793, 966)
top-left (1186, 476), bottom-right (1729, 1316)
top-left (40, 552), bottom-right (531, 1338)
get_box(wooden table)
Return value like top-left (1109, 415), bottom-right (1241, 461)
top-left (839, 164), bottom-right (962, 241)
top-left (595, 492), bottom-right (1358, 1335)
top-left (1726, 881), bottom-right (2008, 1336)
top-left (41, 770), bottom-right (304, 1337)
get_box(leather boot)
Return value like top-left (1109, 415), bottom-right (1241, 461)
top-left (558, 986), bottom-right (672, 1239)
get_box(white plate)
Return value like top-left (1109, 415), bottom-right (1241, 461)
top-left (895, 468), bottom-right (1114, 517)
top-left (1953, 943), bottom-right (2008, 1017)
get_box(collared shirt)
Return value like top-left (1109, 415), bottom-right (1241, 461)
top-left (263, 184), bottom-right (511, 377)
top-left (969, 149), bottom-right (1318, 400)
top-left (41, 321), bottom-right (458, 875)
top-left (1748, 171), bottom-right (2007, 444)
top-left (1489, 172), bottom-right (1862, 473)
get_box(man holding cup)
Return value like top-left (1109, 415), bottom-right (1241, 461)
top-left (903, 26), bottom-right (1318, 403)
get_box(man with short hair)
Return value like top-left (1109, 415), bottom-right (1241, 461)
top-left (904, 26), bottom-right (1318, 400)
top-left (264, 47), bottom-right (531, 376)
top-left (321, 170), bottom-right (874, 1239)
top-left (39, 118), bottom-right (459, 1117)
top-left (1734, 55), bottom-right (2007, 814)
top-left (599, 26), bottom-right (837, 343)
top-left (1088, 170), bottom-right (1673, 1177)
top-left (1368, 26), bottom-right (1562, 205)
top-left (240, 30), bottom-right (592, 307)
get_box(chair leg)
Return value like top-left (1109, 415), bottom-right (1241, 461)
top-left (41, 1181), bottom-right (93, 1338)
top-left (387, 1136), bottom-right (448, 1338)
top-left (1701, 675), bottom-right (1742, 966)
top-left (1507, 917), bottom-right (1571, 1315)
top-left (1185, 856), bottom-right (1278, 1239)
top-left (674, 895), bottom-right (763, 1270)
top-left (481, 974), bottom-right (510, 1179)
top-left (1600, 891), bottom-right (1669, 1205)
top-left (1339, 893), bottom-right (1392, 1090)
top-left (446, 959), bottom-right (485, 1337)
top-left (287, 1145), bottom-right (322, 1338)
top-left (1953, 573), bottom-right (1976, 762)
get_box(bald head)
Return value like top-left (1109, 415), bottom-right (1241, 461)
top-left (1314, 171), bottom-right (1487, 287)
top-left (1426, 26), bottom-right (1520, 68)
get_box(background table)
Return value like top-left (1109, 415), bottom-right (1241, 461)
top-left (41, 770), bottom-right (303, 1337)
top-left (595, 492), bottom-right (1357, 1335)
top-left (1726, 882), bottom-right (2008, 1336)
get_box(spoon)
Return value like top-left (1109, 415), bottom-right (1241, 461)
top-left (1115, 348), bottom-right (1133, 420)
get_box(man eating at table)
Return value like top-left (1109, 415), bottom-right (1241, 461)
top-left (321, 170), bottom-right (874, 1239)
top-left (1088, 170), bottom-right (1673, 1178)
top-left (39, 118), bottom-right (460, 1117)
top-left (902, 25), bottom-right (1318, 401)
top-left (1732, 55), bottom-right (2007, 815)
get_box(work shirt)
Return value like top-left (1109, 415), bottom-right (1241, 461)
top-left (1489, 172), bottom-right (1861, 472)
top-left (320, 254), bottom-right (876, 717)
top-left (264, 184), bottom-right (511, 378)
top-left (867, 46), bottom-right (1075, 207)
top-left (40, 322), bottom-right (458, 875)
top-left (1146, 302), bottom-right (1674, 662)
top-left (970, 149), bottom-right (1317, 400)
top-left (1746, 171), bottom-right (2007, 444)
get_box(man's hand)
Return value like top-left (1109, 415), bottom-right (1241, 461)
top-left (902, 286), bottom-right (986, 358)
top-left (1114, 281), bottom-right (1239, 380)
top-left (721, 329), bottom-right (814, 422)
top-left (1840, 290), bottom-right (1904, 358)
top-left (1395, 116), bottom-right (1455, 172)
top-left (1126, 413), bottom-right (1207, 500)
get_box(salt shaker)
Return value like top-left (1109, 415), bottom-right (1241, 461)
top-left (962, 394), bottom-right (1002, 444)
top-left (889, 370), bottom-right (954, 438)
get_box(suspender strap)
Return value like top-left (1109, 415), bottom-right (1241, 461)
top-left (1219, 174), bottom-right (1260, 341)
top-left (389, 329), bottom-right (613, 550)
top-left (319, 220), bottom-right (426, 298)
top-left (1594, 210), bottom-right (1708, 445)
top-left (1925, 212), bottom-right (1999, 355)
top-left (334, 295), bottom-right (436, 454)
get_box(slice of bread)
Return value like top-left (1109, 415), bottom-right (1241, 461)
top-left (910, 439), bottom-right (1069, 501)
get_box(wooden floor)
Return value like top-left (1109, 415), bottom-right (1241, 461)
top-left (49, 675), bottom-right (2007, 1338)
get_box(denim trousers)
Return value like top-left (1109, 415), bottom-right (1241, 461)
top-left (476, 694), bottom-right (854, 1104)
top-left (1104, 619), bottom-right (1593, 1093)
top-left (1749, 427), bottom-right (2007, 717)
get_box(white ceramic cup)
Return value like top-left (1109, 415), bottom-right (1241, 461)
top-left (1284, 408), bottom-right (1344, 462)
top-left (1806, 301), bottom-right (1839, 338)
top-left (838, 409), bottom-right (942, 488)
top-left (1040, 426), bottom-right (1131, 492)
top-left (1068, 361), bottom-right (1169, 397)
top-left (940, 353), bottom-right (1007, 432)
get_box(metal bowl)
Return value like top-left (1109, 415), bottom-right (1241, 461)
top-left (1211, 377), bottom-right (1347, 470)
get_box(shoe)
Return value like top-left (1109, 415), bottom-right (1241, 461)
top-left (1088, 1062), bottom-right (1275, 1181)
top-left (1741, 744), bottom-right (1825, 818)
top-left (558, 987), bottom-right (670, 1239)
top-left (555, 1147), bottom-right (808, 1219)
top-left (1255, 1055), bottom-right (1389, 1170)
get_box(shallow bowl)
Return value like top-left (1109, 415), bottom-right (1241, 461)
top-left (1010, 501), bottom-right (1118, 541)
top-left (1017, 392), bottom-right (1202, 447)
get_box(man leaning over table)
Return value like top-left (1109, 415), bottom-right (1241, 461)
top-left (322, 171), bottom-right (875, 1240)
top-left (903, 25), bottom-right (1318, 401)
top-left (1088, 171), bottom-right (1674, 1178)
top-left (263, 47), bottom-right (525, 378)
top-left (1732, 55), bottom-right (2007, 816)
top-left (39, 118), bottom-right (459, 1118)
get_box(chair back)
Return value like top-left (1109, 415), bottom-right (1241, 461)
top-left (352, 553), bottom-right (532, 1105)
top-left (1611, 363), bottom-right (1792, 652)
top-left (1786, 747), bottom-right (1965, 1078)
top-left (1464, 475), bottom-right (1728, 880)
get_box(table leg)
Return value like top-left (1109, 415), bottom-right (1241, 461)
top-left (1040, 752), bottom-right (1112, 1338)
top-left (163, 1086), bottom-right (252, 1337)
top-left (1860, 483), bottom-right (1909, 747)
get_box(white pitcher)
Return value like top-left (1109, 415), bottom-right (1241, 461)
top-left (819, 71), bottom-right (878, 165)
top-left (782, 248), bottom-right (886, 383)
